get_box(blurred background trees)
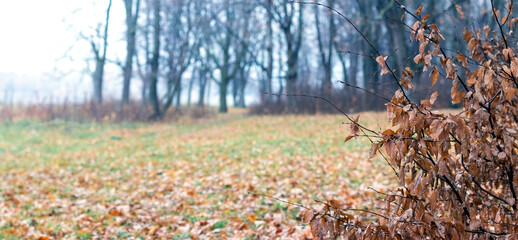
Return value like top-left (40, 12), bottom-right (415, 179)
top-left (3, 0), bottom-right (499, 120)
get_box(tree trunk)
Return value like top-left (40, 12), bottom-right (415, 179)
top-left (198, 69), bottom-right (207, 107)
top-left (281, 2), bottom-right (303, 113)
top-left (219, 80), bottom-right (228, 113)
top-left (286, 44), bottom-right (299, 112)
top-left (237, 68), bottom-right (247, 108)
top-left (232, 77), bottom-right (239, 107)
top-left (91, 0), bottom-right (112, 106)
top-left (315, 0), bottom-right (334, 96)
top-left (121, 0), bottom-right (140, 107)
top-left (92, 59), bottom-right (104, 105)
top-left (149, 0), bottom-right (161, 120)
top-left (174, 79), bottom-right (181, 111)
top-left (187, 77), bottom-right (193, 107)
top-left (265, 0), bottom-right (274, 104)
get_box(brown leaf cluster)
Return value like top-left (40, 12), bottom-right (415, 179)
top-left (308, 3), bottom-right (518, 239)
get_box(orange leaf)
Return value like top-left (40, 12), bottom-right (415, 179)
top-left (328, 199), bottom-right (342, 209)
top-left (381, 129), bottom-right (395, 138)
top-left (415, 4), bottom-right (423, 15)
top-left (352, 115), bottom-right (360, 123)
top-left (109, 208), bottom-right (121, 216)
top-left (430, 66), bottom-right (439, 86)
top-left (344, 135), bottom-right (354, 143)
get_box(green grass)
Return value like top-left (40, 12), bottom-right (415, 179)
top-left (0, 112), bottom-right (395, 238)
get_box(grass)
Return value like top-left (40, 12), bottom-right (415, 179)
top-left (0, 110), bottom-right (396, 238)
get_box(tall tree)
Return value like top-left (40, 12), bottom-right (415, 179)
top-left (271, 0), bottom-right (304, 112)
top-left (264, 0), bottom-right (274, 104)
top-left (232, 56), bottom-right (252, 108)
top-left (121, 0), bottom-right (141, 107)
top-left (314, 0), bottom-right (335, 96)
top-left (162, 0), bottom-right (196, 116)
top-left (205, 0), bottom-right (247, 113)
top-left (148, 0), bottom-right (161, 119)
top-left (357, 0), bottom-right (383, 109)
top-left (89, 0), bottom-right (113, 105)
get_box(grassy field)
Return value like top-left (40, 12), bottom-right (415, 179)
top-left (0, 111), bottom-right (396, 239)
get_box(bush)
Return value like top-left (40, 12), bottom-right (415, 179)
top-left (303, 3), bottom-right (518, 239)
top-left (0, 99), bottom-right (217, 123)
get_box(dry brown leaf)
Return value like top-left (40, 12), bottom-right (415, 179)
top-left (430, 91), bottom-right (438, 105)
top-left (328, 199), bottom-right (342, 209)
top-left (376, 55), bottom-right (390, 75)
top-left (455, 5), bottom-right (465, 19)
top-left (415, 4), bottom-right (423, 15)
top-left (430, 66), bottom-right (439, 86)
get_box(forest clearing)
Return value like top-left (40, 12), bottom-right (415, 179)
top-left (2, 0), bottom-right (518, 238)
top-left (0, 111), bottom-right (396, 239)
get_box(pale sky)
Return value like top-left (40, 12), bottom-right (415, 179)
top-left (0, 1), bottom-right (259, 105)
top-left (0, 0), bottom-right (127, 103)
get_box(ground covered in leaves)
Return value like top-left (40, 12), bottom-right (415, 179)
top-left (0, 111), bottom-right (396, 239)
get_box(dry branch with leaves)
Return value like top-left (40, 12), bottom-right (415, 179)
top-left (303, 1), bottom-right (518, 239)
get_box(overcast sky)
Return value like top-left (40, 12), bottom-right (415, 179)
top-left (0, 0), bottom-right (127, 103)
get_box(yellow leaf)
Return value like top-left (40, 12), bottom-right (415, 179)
top-left (148, 225), bottom-right (159, 235)
top-left (47, 193), bottom-right (56, 202)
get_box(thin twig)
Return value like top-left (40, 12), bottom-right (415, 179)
top-left (291, 1), bottom-right (413, 104)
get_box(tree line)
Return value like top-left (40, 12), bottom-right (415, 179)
top-left (85, 0), bottom-right (499, 118)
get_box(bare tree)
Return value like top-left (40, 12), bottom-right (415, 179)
top-left (314, 0), bottom-right (335, 96)
top-left (270, 0), bottom-right (304, 112)
top-left (148, 0), bottom-right (161, 120)
top-left (134, 0), bottom-right (154, 111)
top-left (204, 0), bottom-right (247, 113)
top-left (88, 0), bottom-right (113, 105)
top-left (121, 0), bottom-right (141, 108)
top-left (262, 0), bottom-right (275, 105)
top-left (162, 0), bottom-right (196, 116)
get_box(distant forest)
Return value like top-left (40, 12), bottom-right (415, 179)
top-left (80, 0), bottom-right (504, 118)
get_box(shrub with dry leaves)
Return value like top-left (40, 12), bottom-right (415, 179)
top-left (303, 2), bottom-right (518, 239)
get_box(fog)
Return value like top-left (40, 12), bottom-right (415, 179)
top-left (0, 0), bottom-right (497, 115)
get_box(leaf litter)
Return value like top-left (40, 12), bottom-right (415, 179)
top-left (0, 113), bottom-right (396, 239)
